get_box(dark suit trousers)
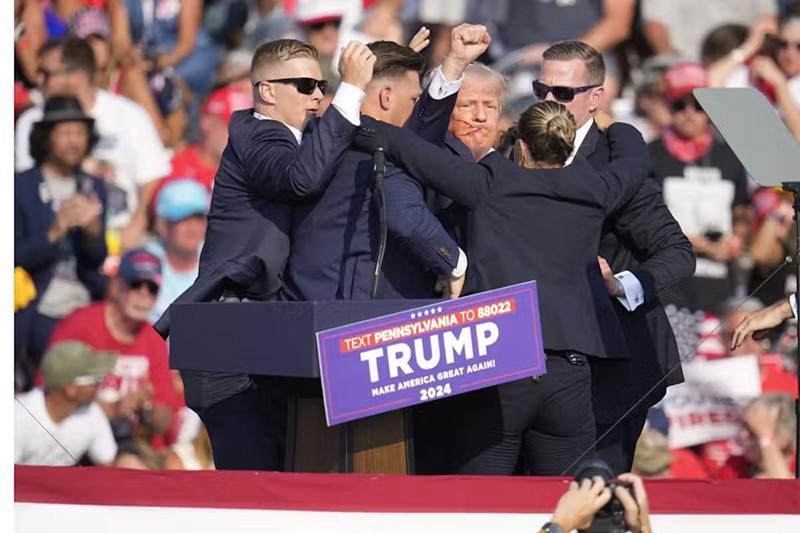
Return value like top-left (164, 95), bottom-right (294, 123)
top-left (594, 409), bottom-right (649, 475)
top-left (419, 354), bottom-right (595, 476)
top-left (191, 375), bottom-right (288, 471)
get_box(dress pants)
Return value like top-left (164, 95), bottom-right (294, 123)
top-left (594, 408), bottom-right (650, 475)
top-left (192, 376), bottom-right (288, 471)
top-left (418, 353), bottom-right (596, 476)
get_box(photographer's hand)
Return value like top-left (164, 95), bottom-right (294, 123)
top-left (548, 477), bottom-right (612, 532)
top-left (614, 474), bottom-right (652, 533)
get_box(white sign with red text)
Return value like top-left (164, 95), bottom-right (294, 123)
top-left (661, 355), bottom-right (762, 449)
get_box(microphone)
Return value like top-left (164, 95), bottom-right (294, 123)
top-left (371, 146), bottom-right (388, 300)
top-left (373, 146), bottom-right (386, 175)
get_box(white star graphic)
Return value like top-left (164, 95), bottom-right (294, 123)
top-left (410, 312), bottom-right (417, 319)
top-left (437, 306), bottom-right (443, 313)
top-left (424, 309), bottom-right (430, 316)
top-left (429, 308), bottom-right (436, 315)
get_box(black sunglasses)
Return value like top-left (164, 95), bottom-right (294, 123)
top-left (532, 80), bottom-right (600, 102)
top-left (255, 77), bottom-right (328, 95)
top-left (307, 19), bottom-right (342, 32)
top-left (128, 279), bottom-right (160, 295)
top-left (775, 38), bottom-right (800, 52)
top-left (671, 96), bottom-right (704, 113)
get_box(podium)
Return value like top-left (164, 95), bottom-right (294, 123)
top-left (169, 300), bottom-right (436, 474)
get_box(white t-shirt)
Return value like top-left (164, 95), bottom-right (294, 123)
top-left (15, 89), bottom-right (171, 230)
top-left (14, 388), bottom-right (117, 466)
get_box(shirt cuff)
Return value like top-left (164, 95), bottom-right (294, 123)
top-left (331, 82), bottom-right (366, 126)
top-left (451, 247), bottom-right (468, 278)
top-left (427, 66), bottom-right (464, 100)
top-left (790, 293), bottom-right (797, 319)
top-left (614, 270), bottom-right (645, 312)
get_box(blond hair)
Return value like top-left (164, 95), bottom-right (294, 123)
top-left (513, 101), bottom-right (576, 167)
top-left (251, 39), bottom-right (319, 78)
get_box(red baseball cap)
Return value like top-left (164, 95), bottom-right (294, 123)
top-left (663, 62), bottom-right (708, 102)
top-left (202, 86), bottom-right (253, 125)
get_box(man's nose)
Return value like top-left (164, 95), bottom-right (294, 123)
top-left (475, 105), bottom-right (487, 122)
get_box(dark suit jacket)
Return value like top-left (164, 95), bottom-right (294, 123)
top-left (159, 106), bottom-right (356, 410)
top-left (369, 121), bottom-right (649, 359)
top-left (284, 90), bottom-right (461, 301)
top-left (579, 122), bottom-right (695, 421)
top-left (14, 168), bottom-right (108, 302)
top-left (284, 152), bottom-right (460, 300)
top-left (15, 167), bottom-right (108, 350)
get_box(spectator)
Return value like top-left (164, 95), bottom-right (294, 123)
top-left (631, 428), bottom-right (676, 478)
top-left (15, 36), bottom-right (171, 251)
top-left (641, 0), bottom-right (778, 63)
top-left (152, 85), bottom-right (252, 203)
top-left (15, 340), bottom-right (118, 466)
top-left (213, 47), bottom-right (255, 94)
top-left (67, 6), bottom-right (185, 149)
top-left (720, 297), bottom-right (798, 397)
top-left (107, 0), bottom-right (220, 106)
top-left (741, 393), bottom-right (797, 478)
top-left (112, 438), bottom-right (163, 469)
top-left (241, 0), bottom-right (299, 51)
top-left (648, 63), bottom-right (751, 359)
top-left (147, 179), bottom-right (209, 323)
top-left (15, 95), bottom-right (107, 381)
top-left (705, 9), bottom-right (800, 141)
top-left (47, 249), bottom-right (177, 444)
top-left (294, 0), bottom-right (347, 84)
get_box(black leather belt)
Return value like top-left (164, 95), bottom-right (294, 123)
top-left (531, 350), bottom-right (588, 382)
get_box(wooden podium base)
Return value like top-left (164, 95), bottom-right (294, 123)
top-left (288, 397), bottom-right (412, 474)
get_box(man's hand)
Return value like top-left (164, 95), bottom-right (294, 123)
top-left (338, 41), bottom-right (376, 91)
top-left (615, 474), bottom-right (652, 533)
top-left (549, 477), bottom-right (612, 532)
top-left (48, 196), bottom-right (85, 242)
top-left (440, 24), bottom-right (491, 81)
top-left (744, 399), bottom-right (780, 439)
top-left (593, 111), bottom-right (615, 132)
top-left (598, 256), bottom-right (623, 297)
top-left (730, 297), bottom-right (794, 349)
top-left (408, 26), bottom-right (431, 53)
top-left (749, 56), bottom-right (788, 89)
top-left (437, 274), bottom-right (465, 299)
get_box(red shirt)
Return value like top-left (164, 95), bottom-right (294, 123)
top-left (760, 354), bottom-right (798, 398)
top-left (46, 303), bottom-right (177, 409)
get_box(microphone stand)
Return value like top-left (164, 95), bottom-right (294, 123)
top-left (370, 147), bottom-right (388, 299)
top-left (781, 181), bottom-right (800, 479)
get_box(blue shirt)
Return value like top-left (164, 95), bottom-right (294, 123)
top-left (145, 240), bottom-right (200, 324)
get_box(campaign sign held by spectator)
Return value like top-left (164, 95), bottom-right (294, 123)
top-left (316, 281), bottom-right (546, 426)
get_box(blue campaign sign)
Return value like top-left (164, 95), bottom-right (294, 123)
top-left (316, 281), bottom-right (546, 426)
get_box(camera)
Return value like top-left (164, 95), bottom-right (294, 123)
top-left (574, 459), bottom-right (634, 533)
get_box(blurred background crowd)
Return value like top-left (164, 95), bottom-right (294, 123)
top-left (13, 0), bottom-right (800, 478)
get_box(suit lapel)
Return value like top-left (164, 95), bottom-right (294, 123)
top-left (575, 122), bottom-right (601, 160)
top-left (445, 133), bottom-right (475, 161)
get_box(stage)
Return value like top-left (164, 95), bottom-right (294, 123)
top-left (14, 465), bottom-right (800, 532)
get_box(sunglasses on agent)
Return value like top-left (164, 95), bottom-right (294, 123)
top-left (775, 38), bottom-right (800, 52)
top-left (532, 80), bottom-right (601, 102)
top-left (254, 77), bottom-right (329, 95)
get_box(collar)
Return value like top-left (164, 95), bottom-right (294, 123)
top-left (253, 111), bottom-right (302, 144)
top-left (566, 118), bottom-right (594, 166)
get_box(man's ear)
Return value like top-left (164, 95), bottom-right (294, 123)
top-left (257, 82), bottom-right (276, 105)
top-left (379, 85), bottom-right (392, 112)
top-left (589, 85), bottom-right (605, 114)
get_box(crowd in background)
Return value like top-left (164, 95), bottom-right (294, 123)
top-left (13, 0), bottom-right (800, 478)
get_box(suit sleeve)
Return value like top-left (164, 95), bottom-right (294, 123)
top-left (14, 185), bottom-right (61, 271)
top-left (406, 67), bottom-right (461, 145)
top-left (597, 123), bottom-right (650, 215)
top-left (242, 107), bottom-right (356, 202)
top-left (383, 167), bottom-right (461, 276)
top-left (370, 119), bottom-right (499, 208)
top-left (609, 180), bottom-right (696, 301)
top-left (72, 179), bottom-right (108, 270)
